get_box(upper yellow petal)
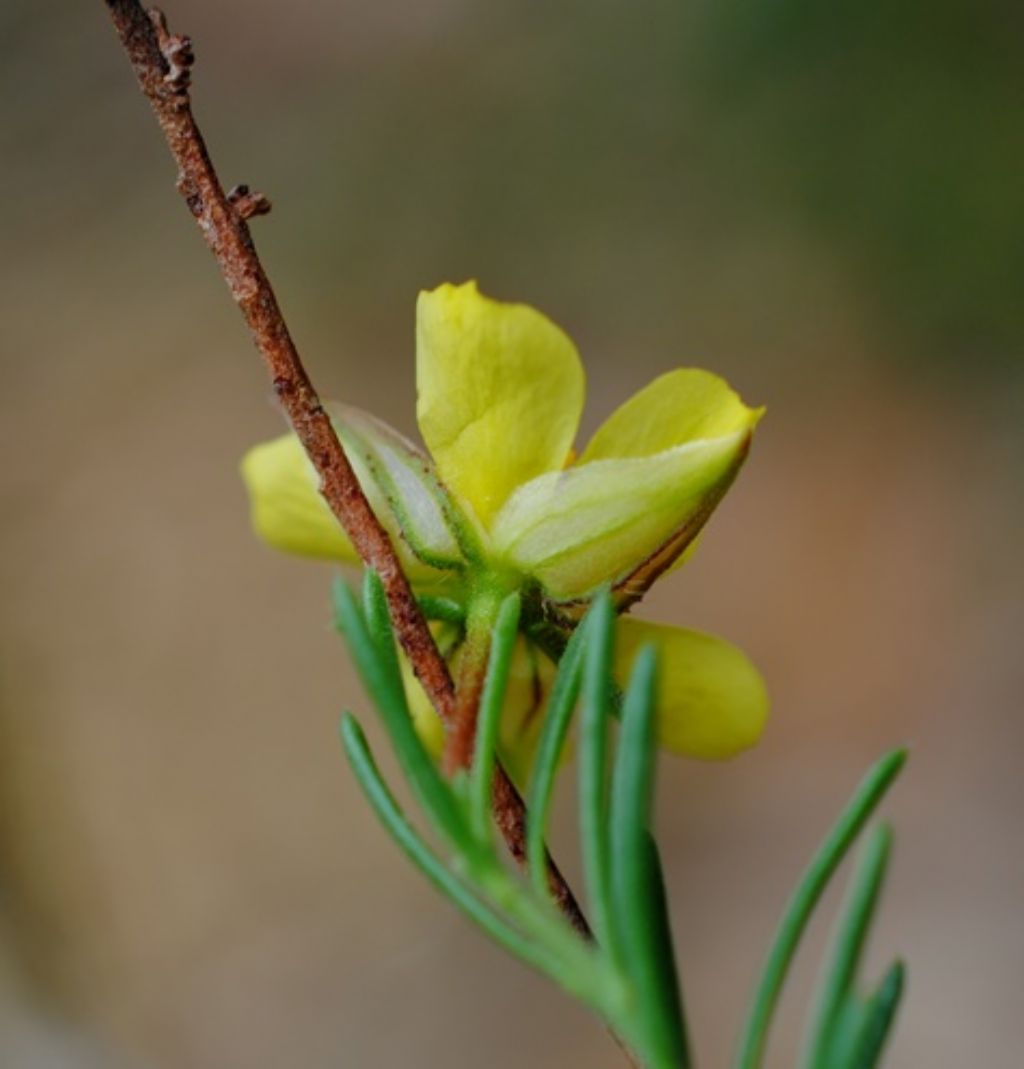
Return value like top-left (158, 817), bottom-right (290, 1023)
top-left (416, 281), bottom-right (585, 526)
top-left (581, 368), bottom-right (762, 462)
top-left (614, 618), bottom-right (769, 760)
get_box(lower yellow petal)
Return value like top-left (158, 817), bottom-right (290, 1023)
top-left (615, 618), bottom-right (768, 759)
top-left (416, 281), bottom-right (585, 526)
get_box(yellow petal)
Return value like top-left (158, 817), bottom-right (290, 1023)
top-left (581, 368), bottom-right (762, 461)
top-left (490, 432), bottom-right (750, 600)
top-left (615, 618), bottom-right (768, 759)
top-left (241, 433), bottom-right (360, 562)
top-left (416, 281), bottom-right (585, 526)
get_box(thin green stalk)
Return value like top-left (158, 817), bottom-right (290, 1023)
top-left (609, 645), bottom-right (690, 1069)
top-left (579, 589), bottom-right (617, 954)
top-left (734, 749), bottom-right (907, 1069)
top-left (800, 825), bottom-right (893, 1069)
top-left (526, 622), bottom-right (587, 896)
top-left (470, 593), bottom-right (521, 838)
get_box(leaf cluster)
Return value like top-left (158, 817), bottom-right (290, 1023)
top-left (336, 573), bottom-right (905, 1069)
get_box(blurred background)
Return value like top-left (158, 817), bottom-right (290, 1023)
top-left (2, 0), bottom-right (1021, 1066)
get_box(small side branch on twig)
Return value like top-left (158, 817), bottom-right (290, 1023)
top-left (102, 0), bottom-right (588, 936)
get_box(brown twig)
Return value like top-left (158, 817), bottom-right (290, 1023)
top-left (103, 0), bottom-right (588, 936)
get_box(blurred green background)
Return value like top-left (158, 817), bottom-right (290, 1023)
top-left (1, 1), bottom-right (1021, 1066)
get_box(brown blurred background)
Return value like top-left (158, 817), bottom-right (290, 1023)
top-left (2, 1), bottom-right (1022, 1066)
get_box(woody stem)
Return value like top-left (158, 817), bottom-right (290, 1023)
top-left (102, 0), bottom-right (589, 935)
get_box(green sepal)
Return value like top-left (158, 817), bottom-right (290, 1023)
top-left (331, 402), bottom-right (480, 570)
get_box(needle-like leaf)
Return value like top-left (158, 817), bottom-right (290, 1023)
top-left (470, 593), bottom-right (521, 837)
top-left (801, 824), bottom-right (894, 1069)
top-left (734, 749), bottom-right (907, 1069)
top-left (340, 713), bottom-right (558, 973)
top-left (361, 569), bottom-right (405, 691)
top-left (846, 960), bottom-right (905, 1069)
top-left (610, 645), bottom-right (690, 1069)
top-left (579, 588), bottom-right (617, 953)
top-left (334, 575), bottom-right (467, 849)
top-left (526, 620), bottom-right (587, 896)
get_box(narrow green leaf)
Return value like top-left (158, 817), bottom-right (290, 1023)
top-left (333, 575), bottom-right (467, 848)
top-left (340, 713), bottom-right (561, 974)
top-left (332, 574), bottom-right (405, 716)
top-left (361, 569), bottom-right (404, 688)
top-left (579, 588), bottom-right (617, 953)
top-left (801, 825), bottom-right (894, 1069)
top-left (526, 620), bottom-right (587, 897)
top-left (642, 831), bottom-right (692, 1067)
top-left (610, 644), bottom-right (690, 1069)
top-left (470, 593), bottom-right (521, 838)
top-left (734, 749), bottom-right (908, 1069)
top-left (847, 961), bottom-right (905, 1069)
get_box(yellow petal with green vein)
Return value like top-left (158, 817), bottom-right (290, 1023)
top-left (581, 368), bottom-right (762, 462)
top-left (416, 281), bottom-right (585, 526)
top-left (491, 432), bottom-right (749, 600)
top-left (615, 618), bottom-right (768, 759)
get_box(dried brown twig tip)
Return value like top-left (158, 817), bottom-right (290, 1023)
top-left (148, 7), bottom-right (193, 95)
top-left (228, 184), bottom-right (273, 220)
top-left (103, 0), bottom-right (590, 938)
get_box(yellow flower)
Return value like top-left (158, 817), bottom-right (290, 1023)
top-left (241, 281), bottom-right (768, 761)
